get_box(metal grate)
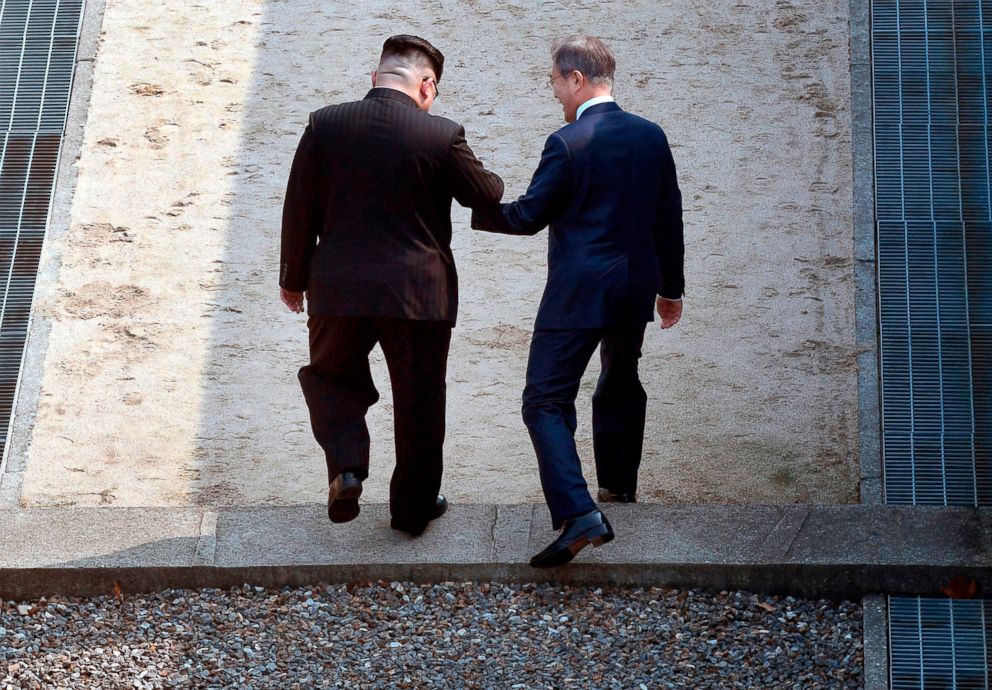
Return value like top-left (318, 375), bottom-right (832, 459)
top-left (873, 0), bottom-right (992, 507)
top-left (890, 597), bottom-right (991, 689)
top-left (0, 0), bottom-right (83, 463)
top-left (873, 1), bottom-right (992, 688)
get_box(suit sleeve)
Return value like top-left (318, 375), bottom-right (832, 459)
top-left (279, 120), bottom-right (321, 292)
top-left (448, 126), bottom-right (504, 209)
top-left (471, 132), bottom-right (570, 236)
top-left (655, 133), bottom-right (685, 299)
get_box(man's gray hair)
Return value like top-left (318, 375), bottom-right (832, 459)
top-left (552, 36), bottom-right (616, 85)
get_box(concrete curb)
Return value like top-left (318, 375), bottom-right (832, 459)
top-left (849, 0), bottom-right (883, 505)
top-left (862, 595), bottom-right (890, 690)
top-left (0, 504), bottom-right (987, 600)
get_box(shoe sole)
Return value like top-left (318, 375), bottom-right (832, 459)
top-left (328, 483), bottom-right (362, 523)
top-left (532, 524), bottom-right (615, 568)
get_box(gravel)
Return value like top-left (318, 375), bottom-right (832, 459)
top-left (1, 583), bottom-right (863, 689)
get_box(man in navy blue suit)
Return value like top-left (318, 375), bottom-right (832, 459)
top-left (472, 36), bottom-right (685, 568)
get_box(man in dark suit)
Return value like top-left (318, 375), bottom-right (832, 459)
top-left (280, 35), bottom-right (503, 535)
top-left (472, 36), bottom-right (684, 567)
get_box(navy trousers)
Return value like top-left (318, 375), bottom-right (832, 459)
top-left (523, 323), bottom-right (648, 528)
top-left (298, 315), bottom-right (451, 525)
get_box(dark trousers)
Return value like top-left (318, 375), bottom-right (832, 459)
top-left (298, 315), bottom-right (451, 523)
top-left (523, 323), bottom-right (648, 528)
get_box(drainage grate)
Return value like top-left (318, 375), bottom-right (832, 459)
top-left (0, 0), bottom-right (84, 462)
top-left (872, 1), bottom-right (992, 687)
top-left (889, 597), bottom-right (991, 689)
top-left (873, 0), bottom-right (991, 507)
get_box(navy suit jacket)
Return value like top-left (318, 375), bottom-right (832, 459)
top-left (472, 102), bottom-right (683, 329)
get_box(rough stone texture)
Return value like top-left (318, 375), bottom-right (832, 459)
top-left (20, 0), bottom-right (858, 508)
top-left (0, 584), bottom-right (864, 689)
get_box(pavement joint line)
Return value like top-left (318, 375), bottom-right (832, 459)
top-left (753, 506), bottom-right (809, 561)
top-left (489, 505), bottom-right (499, 562)
top-left (782, 506), bottom-right (812, 560)
top-left (193, 511), bottom-right (218, 566)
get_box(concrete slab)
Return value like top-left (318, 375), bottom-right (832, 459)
top-left (532, 504), bottom-right (793, 564)
top-left (0, 504), bottom-right (987, 600)
top-left (782, 506), bottom-right (990, 565)
top-left (215, 504), bottom-right (500, 566)
top-left (0, 508), bottom-right (202, 568)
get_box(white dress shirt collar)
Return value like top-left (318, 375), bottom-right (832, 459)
top-left (576, 95), bottom-right (615, 120)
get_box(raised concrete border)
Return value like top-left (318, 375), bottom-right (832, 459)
top-left (0, 0), bottom-right (108, 507)
top-left (0, 504), bottom-right (987, 600)
top-left (863, 595), bottom-right (890, 690)
top-left (849, 0), bottom-right (882, 505)
top-left (849, 0), bottom-right (891, 683)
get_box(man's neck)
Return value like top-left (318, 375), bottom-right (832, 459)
top-left (374, 80), bottom-right (419, 102)
top-left (576, 93), bottom-right (614, 119)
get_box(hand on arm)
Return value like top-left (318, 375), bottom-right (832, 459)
top-left (449, 126), bottom-right (504, 209)
top-left (471, 132), bottom-right (571, 236)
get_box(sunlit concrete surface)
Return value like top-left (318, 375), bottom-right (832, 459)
top-left (15, 0), bottom-right (858, 508)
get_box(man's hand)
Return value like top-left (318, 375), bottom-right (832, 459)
top-left (657, 297), bottom-right (682, 329)
top-left (280, 288), bottom-right (305, 314)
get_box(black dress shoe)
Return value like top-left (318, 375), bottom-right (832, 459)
top-left (530, 509), bottom-right (614, 568)
top-left (327, 472), bottom-right (363, 523)
top-left (597, 488), bottom-right (637, 503)
top-left (390, 495), bottom-right (448, 536)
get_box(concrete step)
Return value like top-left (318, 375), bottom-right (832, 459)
top-left (0, 504), bottom-right (988, 599)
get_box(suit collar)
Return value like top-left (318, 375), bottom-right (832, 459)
top-left (579, 101), bottom-right (622, 118)
top-left (364, 87), bottom-right (419, 108)
top-left (576, 95), bottom-right (615, 119)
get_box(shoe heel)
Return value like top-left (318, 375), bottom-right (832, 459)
top-left (337, 484), bottom-right (362, 501)
top-left (589, 526), bottom-right (614, 547)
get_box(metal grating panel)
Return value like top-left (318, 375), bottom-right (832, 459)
top-left (890, 597), bottom-right (991, 689)
top-left (873, 0), bottom-right (992, 507)
top-left (873, 2), bottom-right (992, 687)
top-left (0, 0), bottom-right (83, 461)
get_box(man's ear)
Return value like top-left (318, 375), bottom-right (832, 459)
top-left (420, 78), bottom-right (432, 100)
top-left (370, 69), bottom-right (377, 87)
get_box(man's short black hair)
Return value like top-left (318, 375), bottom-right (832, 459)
top-left (381, 34), bottom-right (445, 82)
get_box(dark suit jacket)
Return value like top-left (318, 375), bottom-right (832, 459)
top-left (472, 102), bottom-right (683, 329)
top-left (281, 88), bottom-right (504, 324)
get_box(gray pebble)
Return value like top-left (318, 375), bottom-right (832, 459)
top-left (0, 584), bottom-right (863, 688)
